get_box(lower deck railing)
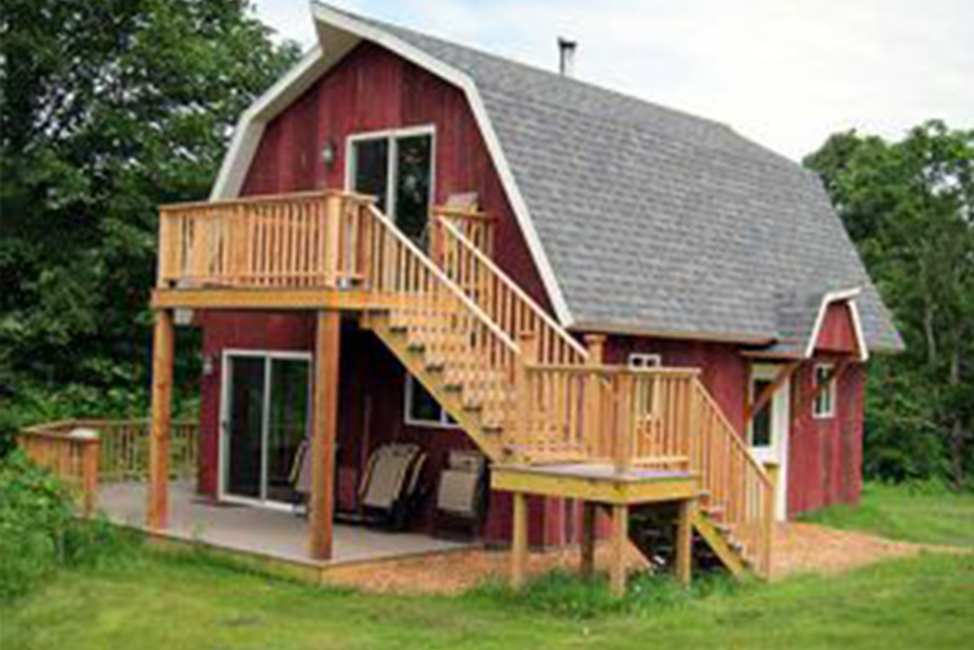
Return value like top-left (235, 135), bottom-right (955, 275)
top-left (515, 362), bottom-right (774, 574)
top-left (18, 418), bottom-right (198, 512)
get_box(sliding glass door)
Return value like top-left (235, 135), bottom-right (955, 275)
top-left (222, 351), bottom-right (311, 507)
top-left (350, 128), bottom-right (433, 245)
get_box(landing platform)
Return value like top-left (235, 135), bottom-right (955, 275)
top-left (491, 463), bottom-right (697, 504)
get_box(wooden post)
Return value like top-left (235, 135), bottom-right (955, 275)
top-left (513, 332), bottom-right (537, 461)
top-left (324, 193), bottom-right (342, 287)
top-left (609, 504), bottom-right (629, 598)
top-left (584, 334), bottom-right (606, 457)
top-left (81, 437), bottom-right (101, 516)
top-left (613, 374), bottom-right (634, 474)
top-left (762, 461), bottom-right (779, 578)
top-left (310, 310), bottom-right (341, 560)
top-left (580, 501), bottom-right (597, 578)
top-left (675, 497), bottom-right (695, 587)
top-left (511, 492), bottom-right (529, 590)
top-left (147, 309), bottom-right (174, 530)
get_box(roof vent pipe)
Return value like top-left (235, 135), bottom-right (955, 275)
top-left (558, 37), bottom-right (576, 77)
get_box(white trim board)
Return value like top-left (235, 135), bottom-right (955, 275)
top-left (804, 287), bottom-right (869, 362)
top-left (209, 2), bottom-right (574, 327)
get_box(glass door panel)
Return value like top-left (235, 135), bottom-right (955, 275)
top-left (226, 356), bottom-right (266, 499)
top-left (266, 358), bottom-right (310, 503)
top-left (352, 138), bottom-right (389, 213)
top-left (394, 134), bottom-right (432, 245)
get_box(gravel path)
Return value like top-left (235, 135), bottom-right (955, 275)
top-left (319, 523), bottom-right (953, 595)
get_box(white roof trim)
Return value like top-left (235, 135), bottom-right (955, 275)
top-left (804, 287), bottom-right (869, 362)
top-left (210, 2), bottom-right (575, 326)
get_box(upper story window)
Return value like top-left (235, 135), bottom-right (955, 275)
top-left (348, 126), bottom-right (434, 246)
top-left (404, 373), bottom-right (456, 428)
top-left (812, 363), bottom-right (836, 419)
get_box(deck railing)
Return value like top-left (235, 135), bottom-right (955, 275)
top-left (514, 361), bottom-right (773, 574)
top-left (431, 205), bottom-right (495, 258)
top-left (157, 191), bottom-right (373, 289)
top-left (18, 419), bottom-right (199, 511)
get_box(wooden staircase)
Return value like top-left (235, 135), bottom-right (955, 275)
top-left (155, 191), bottom-right (775, 580)
top-left (356, 202), bottom-right (774, 579)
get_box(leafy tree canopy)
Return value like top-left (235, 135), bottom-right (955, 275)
top-left (805, 121), bottom-right (974, 487)
top-left (0, 0), bottom-right (300, 419)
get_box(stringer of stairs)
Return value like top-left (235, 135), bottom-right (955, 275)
top-left (357, 203), bottom-right (773, 578)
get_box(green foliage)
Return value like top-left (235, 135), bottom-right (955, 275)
top-left (804, 121), bottom-right (974, 487)
top-left (0, 451), bottom-right (137, 601)
top-left (468, 569), bottom-right (740, 619)
top-left (0, 0), bottom-right (300, 422)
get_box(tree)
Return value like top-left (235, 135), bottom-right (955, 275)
top-left (805, 121), bottom-right (974, 488)
top-left (0, 1), bottom-right (300, 422)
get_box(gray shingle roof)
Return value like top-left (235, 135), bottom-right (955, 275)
top-left (321, 5), bottom-right (903, 352)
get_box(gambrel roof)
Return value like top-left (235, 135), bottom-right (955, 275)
top-left (214, 2), bottom-right (903, 352)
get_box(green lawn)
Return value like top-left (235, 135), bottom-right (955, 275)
top-left (2, 550), bottom-right (972, 650)
top-left (800, 483), bottom-right (974, 547)
top-left (4, 484), bottom-right (974, 649)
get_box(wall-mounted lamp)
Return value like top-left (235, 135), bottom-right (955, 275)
top-left (202, 354), bottom-right (215, 377)
top-left (321, 138), bottom-right (338, 172)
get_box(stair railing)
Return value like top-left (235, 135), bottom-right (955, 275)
top-left (360, 203), bottom-right (520, 421)
top-left (435, 217), bottom-right (588, 366)
top-left (690, 379), bottom-right (774, 576)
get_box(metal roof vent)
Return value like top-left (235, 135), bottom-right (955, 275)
top-left (558, 37), bottom-right (576, 77)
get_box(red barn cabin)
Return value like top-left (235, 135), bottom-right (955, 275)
top-left (26, 3), bottom-right (901, 595)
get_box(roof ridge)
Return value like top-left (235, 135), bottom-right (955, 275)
top-left (313, 1), bottom-right (731, 132)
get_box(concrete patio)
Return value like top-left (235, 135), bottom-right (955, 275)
top-left (98, 481), bottom-right (474, 567)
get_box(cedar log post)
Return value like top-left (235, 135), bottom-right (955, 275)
top-left (511, 491), bottom-right (529, 590)
top-left (580, 501), bottom-right (597, 578)
top-left (762, 461), bottom-right (780, 577)
top-left (147, 308), bottom-right (174, 530)
top-left (675, 497), bottom-right (695, 587)
top-left (309, 310), bottom-right (341, 560)
top-left (609, 503), bottom-right (629, 597)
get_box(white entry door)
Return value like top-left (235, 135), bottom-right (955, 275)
top-left (748, 365), bottom-right (791, 521)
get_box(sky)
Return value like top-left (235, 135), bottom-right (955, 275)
top-left (251, 0), bottom-right (973, 161)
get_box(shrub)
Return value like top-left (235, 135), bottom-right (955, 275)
top-left (0, 451), bottom-right (135, 601)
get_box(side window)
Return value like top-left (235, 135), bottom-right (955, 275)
top-left (404, 374), bottom-right (456, 428)
top-left (812, 363), bottom-right (836, 419)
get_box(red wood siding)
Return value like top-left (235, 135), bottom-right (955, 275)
top-left (814, 302), bottom-right (860, 355)
top-left (788, 360), bottom-right (864, 514)
top-left (197, 311), bottom-right (317, 496)
top-left (241, 41), bottom-right (550, 310)
top-left (604, 335), bottom-right (749, 433)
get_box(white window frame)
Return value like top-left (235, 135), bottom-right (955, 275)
top-left (812, 363), bottom-right (837, 419)
top-left (403, 373), bottom-right (457, 429)
top-left (344, 125), bottom-right (437, 227)
top-left (628, 353), bottom-right (662, 369)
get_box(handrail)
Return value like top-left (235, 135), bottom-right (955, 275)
top-left (159, 189), bottom-right (375, 212)
top-left (364, 205), bottom-right (518, 354)
top-left (437, 217), bottom-right (588, 365)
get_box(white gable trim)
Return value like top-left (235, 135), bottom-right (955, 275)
top-left (804, 287), bottom-right (869, 362)
top-left (210, 3), bottom-right (575, 326)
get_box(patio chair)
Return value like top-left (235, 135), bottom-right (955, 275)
top-left (358, 442), bottom-right (427, 530)
top-left (434, 450), bottom-right (488, 540)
